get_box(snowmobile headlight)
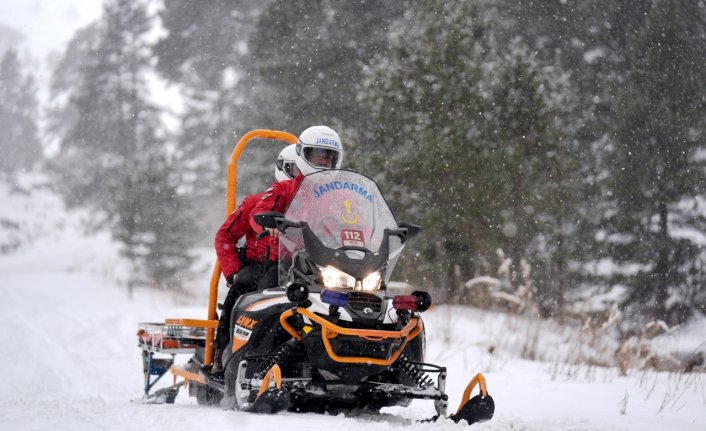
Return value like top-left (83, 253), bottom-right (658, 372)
top-left (360, 270), bottom-right (382, 292)
top-left (319, 265), bottom-right (383, 292)
top-left (320, 265), bottom-right (357, 289)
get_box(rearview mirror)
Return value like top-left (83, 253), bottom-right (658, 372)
top-left (398, 222), bottom-right (422, 240)
top-left (389, 222), bottom-right (422, 243)
top-left (253, 211), bottom-right (284, 229)
top-left (253, 211), bottom-right (302, 233)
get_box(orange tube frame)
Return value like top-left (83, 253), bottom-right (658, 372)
top-left (201, 130), bottom-right (298, 366)
top-left (171, 365), bottom-right (208, 385)
top-left (258, 364), bottom-right (283, 396)
top-left (279, 307), bottom-right (423, 366)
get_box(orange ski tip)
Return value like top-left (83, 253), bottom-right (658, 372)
top-left (455, 372), bottom-right (490, 415)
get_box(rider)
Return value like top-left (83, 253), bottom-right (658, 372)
top-left (249, 125), bottom-right (344, 289)
top-left (213, 144), bottom-right (299, 368)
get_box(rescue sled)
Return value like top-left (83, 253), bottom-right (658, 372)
top-left (137, 129), bottom-right (494, 425)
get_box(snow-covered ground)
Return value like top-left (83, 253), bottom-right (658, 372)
top-left (1, 177), bottom-right (704, 430)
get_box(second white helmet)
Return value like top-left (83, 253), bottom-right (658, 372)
top-left (295, 125), bottom-right (343, 176)
top-left (275, 145), bottom-right (299, 181)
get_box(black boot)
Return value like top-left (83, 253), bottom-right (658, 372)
top-left (212, 349), bottom-right (224, 374)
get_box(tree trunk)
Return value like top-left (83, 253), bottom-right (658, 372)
top-left (432, 239), bottom-right (453, 303)
top-left (654, 200), bottom-right (669, 320)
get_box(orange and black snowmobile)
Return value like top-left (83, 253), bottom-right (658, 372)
top-left (137, 130), bottom-right (494, 425)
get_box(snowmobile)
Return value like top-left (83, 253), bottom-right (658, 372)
top-left (137, 129), bottom-right (494, 425)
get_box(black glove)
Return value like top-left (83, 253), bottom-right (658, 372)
top-left (226, 272), bottom-right (236, 285)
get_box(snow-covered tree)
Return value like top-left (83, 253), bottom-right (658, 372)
top-left (603, 0), bottom-right (706, 323)
top-left (244, 0), bottom-right (408, 140)
top-left (154, 0), bottom-right (267, 199)
top-left (484, 39), bottom-right (584, 315)
top-left (359, 0), bottom-right (494, 299)
top-left (49, 0), bottom-right (196, 292)
top-left (0, 48), bottom-right (41, 176)
top-left (359, 0), bottom-right (584, 311)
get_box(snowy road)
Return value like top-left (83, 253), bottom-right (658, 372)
top-left (1, 267), bottom-right (704, 431)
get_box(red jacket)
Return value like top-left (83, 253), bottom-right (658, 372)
top-left (249, 174), bottom-right (305, 260)
top-left (215, 192), bottom-right (277, 280)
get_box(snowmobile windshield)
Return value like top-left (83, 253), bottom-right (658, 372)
top-left (279, 170), bottom-right (404, 286)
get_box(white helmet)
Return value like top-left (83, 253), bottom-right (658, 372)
top-left (295, 125), bottom-right (343, 176)
top-left (275, 145), bottom-right (299, 181)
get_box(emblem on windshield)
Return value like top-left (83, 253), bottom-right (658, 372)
top-left (340, 200), bottom-right (359, 224)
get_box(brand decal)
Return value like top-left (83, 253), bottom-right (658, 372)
top-left (236, 315), bottom-right (258, 330)
top-left (313, 181), bottom-right (374, 202)
top-left (315, 137), bottom-right (340, 148)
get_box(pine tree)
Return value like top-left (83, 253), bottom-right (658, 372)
top-left (155, 0), bottom-right (263, 86)
top-left (0, 48), bottom-right (41, 176)
top-left (113, 152), bottom-right (197, 290)
top-left (485, 39), bottom-right (584, 315)
top-left (360, 0), bottom-right (585, 310)
top-left (359, 0), bottom-right (499, 298)
top-left (154, 0), bottom-right (267, 199)
top-left (49, 0), bottom-right (196, 292)
top-left (152, 1), bottom-right (408, 215)
top-left (605, 0), bottom-right (706, 323)
top-left (244, 0), bottom-right (408, 139)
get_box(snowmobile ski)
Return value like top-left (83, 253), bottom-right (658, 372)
top-left (448, 373), bottom-right (495, 424)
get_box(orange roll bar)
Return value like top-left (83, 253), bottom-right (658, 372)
top-left (279, 309), bottom-right (303, 341)
top-left (204, 130), bottom-right (298, 366)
